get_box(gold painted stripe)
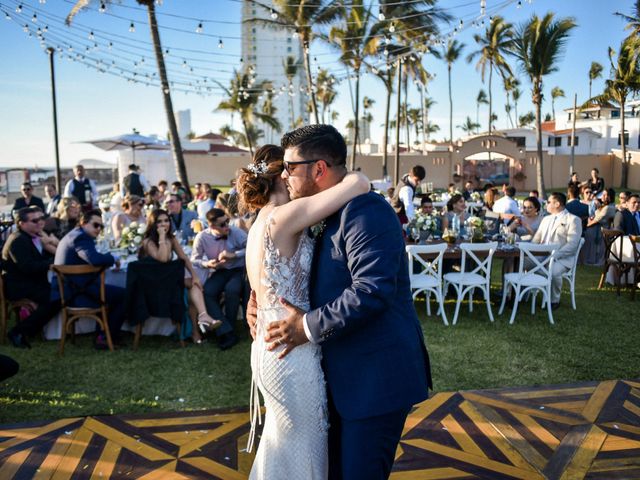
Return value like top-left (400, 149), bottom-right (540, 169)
top-left (0, 418), bottom-right (79, 453)
top-left (623, 400), bottom-right (640, 418)
top-left (559, 425), bottom-right (607, 480)
top-left (389, 467), bottom-right (472, 479)
top-left (182, 456), bottom-right (247, 480)
top-left (403, 393), bottom-right (455, 436)
top-left (591, 457), bottom-right (640, 472)
top-left (441, 414), bottom-right (487, 458)
top-left (0, 447), bottom-right (32, 479)
top-left (394, 443), bottom-right (404, 461)
top-left (463, 392), bottom-right (585, 425)
top-left (545, 401), bottom-right (587, 411)
top-left (178, 416), bottom-right (248, 457)
top-left (511, 412), bottom-right (560, 449)
top-left (50, 427), bottom-right (94, 480)
top-left (154, 431), bottom-right (209, 447)
top-left (601, 422), bottom-right (640, 435)
top-left (33, 428), bottom-right (81, 480)
top-left (82, 417), bottom-right (173, 462)
top-left (504, 386), bottom-right (595, 400)
top-left (581, 380), bottom-right (617, 423)
top-left (89, 440), bottom-right (121, 480)
top-left (624, 380), bottom-right (640, 389)
top-left (402, 438), bottom-right (543, 479)
top-left (601, 435), bottom-right (640, 452)
top-left (129, 413), bottom-right (248, 428)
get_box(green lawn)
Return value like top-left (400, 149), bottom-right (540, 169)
top-left (1, 263), bottom-right (637, 425)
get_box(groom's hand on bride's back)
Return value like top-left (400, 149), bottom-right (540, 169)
top-left (265, 298), bottom-right (308, 359)
top-left (247, 290), bottom-right (258, 340)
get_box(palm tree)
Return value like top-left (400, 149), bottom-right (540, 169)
top-left (511, 12), bottom-right (576, 197)
top-left (476, 89), bottom-right (488, 133)
top-left (503, 76), bottom-right (519, 127)
top-left (316, 69), bottom-right (337, 123)
top-left (423, 96), bottom-right (436, 141)
top-left (425, 121), bottom-right (440, 139)
top-left (519, 111), bottom-right (536, 127)
top-left (589, 62), bottom-right (604, 99)
top-left (551, 86), bottom-right (565, 120)
top-left (588, 36), bottom-right (640, 187)
top-left (283, 56), bottom-right (301, 129)
top-left (458, 117), bottom-right (481, 135)
top-left (407, 107), bottom-right (422, 147)
top-left (467, 16), bottom-right (515, 133)
top-left (512, 85), bottom-right (522, 123)
top-left (66, 0), bottom-right (191, 196)
top-left (328, 0), bottom-right (380, 169)
top-left (215, 71), bottom-right (281, 156)
top-left (248, 0), bottom-right (341, 124)
top-left (434, 40), bottom-right (465, 143)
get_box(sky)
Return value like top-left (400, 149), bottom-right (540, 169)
top-left (0, 0), bottom-right (633, 169)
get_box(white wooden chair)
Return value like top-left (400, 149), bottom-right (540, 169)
top-left (560, 238), bottom-right (585, 310)
top-left (406, 244), bottom-right (448, 325)
top-left (499, 242), bottom-right (559, 325)
top-left (443, 242), bottom-right (498, 325)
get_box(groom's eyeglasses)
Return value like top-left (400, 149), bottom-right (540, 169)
top-left (283, 159), bottom-right (327, 175)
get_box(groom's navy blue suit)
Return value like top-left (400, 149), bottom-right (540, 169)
top-left (307, 191), bottom-right (432, 479)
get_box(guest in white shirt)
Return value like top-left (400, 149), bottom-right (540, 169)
top-left (390, 165), bottom-right (425, 224)
top-left (493, 185), bottom-right (521, 220)
top-left (197, 188), bottom-right (221, 223)
top-left (531, 192), bottom-right (582, 309)
top-left (63, 165), bottom-right (98, 210)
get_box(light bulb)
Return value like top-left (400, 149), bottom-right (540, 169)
top-left (5, 12), bottom-right (11, 20)
top-left (517, 0), bottom-right (522, 7)
top-left (378, 12), bottom-right (385, 21)
top-left (218, 39), bottom-right (224, 48)
top-left (196, 22), bottom-right (202, 33)
top-left (89, 31), bottom-right (94, 40)
top-left (99, 3), bottom-right (106, 13)
top-left (270, 9), bottom-right (278, 20)
top-left (389, 23), bottom-right (395, 33)
top-left (129, 22), bottom-right (135, 33)
top-left (108, 41), bottom-right (112, 49)
top-left (16, 4), bottom-right (22, 13)
top-left (32, 13), bottom-right (37, 22)
top-left (293, 29), bottom-right (299, 39)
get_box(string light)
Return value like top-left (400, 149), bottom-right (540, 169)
top-left (517, 0), bottom-right (522, 7)
top-left (218, 38), bottom-right (224, 48)
top-left (195, 21), bottom-right (202, 33)
top-left (129, 21), bottom-right (135, 33)
top-left (88, 30), bottom-right (94, 40)
top-left (378, 12), bottom-right (385, 21)
top-left (31, 13), bottom-right (37, 22)
top-left (99, 3), bottom-right (106, 13)
top-left (270, 9), bottom-right (278, 20)
top-left (15, 4), bottom-right (22, 13)
top-left (389, 22), bottom-right (395, 33)
top-left (5, 11), bottom-right (11, 20)
top-left (480, 0), bottom-right (486, 17)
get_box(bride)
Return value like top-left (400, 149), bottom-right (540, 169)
top-left (236, 144), bottom-right (369, 479)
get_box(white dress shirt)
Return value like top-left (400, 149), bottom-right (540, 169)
top-left (493, 195), bottom-right (521, 216)
top-left (399, 184), bottom-right (416, 220)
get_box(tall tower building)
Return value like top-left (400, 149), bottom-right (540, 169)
top-left (241, 0), bottom-right (308, 143)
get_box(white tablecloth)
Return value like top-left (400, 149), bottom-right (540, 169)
top-left (605, 236), bottom-right (639, 285)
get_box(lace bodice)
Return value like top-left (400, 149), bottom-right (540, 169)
top-left (260, 213), bottom-right (315, 312)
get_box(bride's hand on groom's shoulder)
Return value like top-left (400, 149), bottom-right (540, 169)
top-left (265, 298), bottom-right (308, 359)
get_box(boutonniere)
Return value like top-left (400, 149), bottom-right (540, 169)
top-left (310, 220), bottom-right (327, 239)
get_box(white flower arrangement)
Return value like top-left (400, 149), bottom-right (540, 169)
top-left (464, 216), bottom-right (485, 230)
top-left (98, 192), bottom-right (114, 210)
top-left (471, 191), bottom-right (482, 202)
top-left (409, 211), bottom-right (438, 232)
top-left (119, 221), bottom-right (144, 249)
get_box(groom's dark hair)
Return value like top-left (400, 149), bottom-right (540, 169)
top-left (281, 125), bottom-right (347, 168)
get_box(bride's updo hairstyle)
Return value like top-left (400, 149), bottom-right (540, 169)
top-left (237, 144), bottom-right (284, 213)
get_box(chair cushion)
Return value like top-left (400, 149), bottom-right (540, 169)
top-left (443, 272), bottom-right (487, 286)
top-left (504, 272), bottom-right (549, 287)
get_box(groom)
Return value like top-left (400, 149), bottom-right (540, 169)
top-left (249, 124), bottom-right (432, 479)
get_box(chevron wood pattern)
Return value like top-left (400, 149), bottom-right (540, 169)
top-left (1, 380), bottom-right (639, 479)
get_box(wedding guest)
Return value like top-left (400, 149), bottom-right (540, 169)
top-left (441, 194), bottom-right (468, 236)
top-left (63, 165), bottom-right (98, 211)
top-left (216, 192), bottom-right (247, 231)
top-left (53, 209), bottom-right (125, 349)
top-left (617, 191), bottom-right (631, 211)
top-left (121, 164), bottom-right (150, 197)
top-left (583, 188), bottom-right (616, 266)
top-left (12, 182), bottom-right (45, 214)
top-left (193, 183), bottom-right (203, 201)
top-left (492, 185), bottom-right (521, 220)
top-left (112, 194), bottom-right (146, 241)
top-left (568, 171), bottom-right (581, 190)
top-left (157, 179), bottom-right (169, 204)
top-left (566, 185), bottom-right (589, 232)
top-left (483, 187), bottom-right (498, 211)
top-left (145, 186), bottom-right (162, 211)
top-left (584, 168), bottom-right (605, 196)
top-left (462, 181), bottom-right (475, 201)
top-left (419, 196), bottom-right (441, 235)
top-left (44, 184), bottom-right (61, 217)
top-left (529, 189), bottom-right (539, 199)
top-left (45, 197), bottom-right (81, 240)
top-left (191, 208), bottom-right (248, 351)
top-left (581, 185), bottom-right (598, 217)
top-left (139, 209), bottom-right (221, 344)
top-left (509, 196), bottom-right (542, 241)
top-left (109, 182), bottom-right (123, 212)
top-left (3, 207), bottom-right (59, 349)
top-left (197, 187), bottom-right (221, 223)
top-left (390, 165), bottom-right (425, 224)
top-left (166, 193), bottom-right (199, 239)
top-left (613, 194), bottom-right (640, 235)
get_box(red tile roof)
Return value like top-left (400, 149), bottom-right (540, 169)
top-left (541, 121), bottom-right (556, 132)
top-left (193, 132), bottom-right (228, 141)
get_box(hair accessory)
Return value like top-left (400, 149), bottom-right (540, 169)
top-left (246, 161), bottom-right (269, 176)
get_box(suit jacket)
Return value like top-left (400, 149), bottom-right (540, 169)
top-left (565, 199), bottom-right (589, 221)
top-left (613, 209), bottom-right (640, 236)
top-left (307, 192), bottom-right (431, 421)
top-left (1, 230), bottom-right (52, 301)
top-left (46, 194), bottom-right (61, 216)
top-left (170, 209), bottom-right (199, 238)
top-left (12, 196), bottom-right (45, 213)
top-left (532, 210), bottom-right (582, 269)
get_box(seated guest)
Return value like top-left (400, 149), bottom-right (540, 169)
top-left (45, 197), bottom-right (81, 240)
top-left (492, 185), bottom-right (521, 220)
top-left (3, 207), bottom-right (59, 349)
top-left (583, 188), bottom-right (616, 266)
top-left (529, 190), bottom-right (539, 199)
top-left (191, 208), bottom-right (248, 350)
top-left (216, 192), bottom-right (247, 231)
top-left (483, 187), bottom-right (498, 212)
top-left (12, 182), bottom-right (45, 214)
top-left (532, 193), bottom-right (582, 309)
top-left (166, 193), bottom-right (199, 239)
top-left (581, 185), bottom-right (598, 217)
top-left (617, 191), bottom-right (631, 211)
top-left (568, 171), bottom-right (580, 190)
top-left (0, 354), bottom-right (19, 382)
top-left (566, 185), bottom-right (589, 229)
top-left (139, 209), bottom-right (221, 344)
top-left (584, 168), bottom-right (605, 196)
top-left (197, 187), bottom-right (221, 223)
top-left (157, 179), bottom-right (169, 204)
top-left (145, 186), bottom-right (162, 211)
top-left (613, 193), bottom-right (640, 235)
top-left (53, 209), bottom-right (126, 349)
top-left (112, 194), bottom-right (146, 241)
top-left (509, 196), bottom-right (542, 241)
top-left (419, 196), bottom-right (442, 235)
top-left (462, 181), bottom-right (475, 201)
top-left (44, 184), bottom-right (61, 217)
top-left (441, 194), bottom-right (468, 236)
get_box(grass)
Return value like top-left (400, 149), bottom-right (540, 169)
top-left (1, 263), bottom-right (638, 425)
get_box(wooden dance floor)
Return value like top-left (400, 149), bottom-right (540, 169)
top-left (1, 379), bottom-right (639, 479)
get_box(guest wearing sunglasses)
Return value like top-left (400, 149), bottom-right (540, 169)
top-left (165, 193), bottom-right (199, 239)
top-left (53, 209), bottom-right (126, 349)
top-left (191, 208), bottom-right (248, 350)
top-left (12, 182), bottom-right (45, 215)
top-left (2, 207), bottom-right (59, 348)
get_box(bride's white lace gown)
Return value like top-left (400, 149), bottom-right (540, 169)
top-left (248, 215), bottom-right (329, 479)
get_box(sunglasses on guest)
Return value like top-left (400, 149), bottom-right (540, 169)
top-left (91, 222), bottom-right (104, 230)
top-left (213, 219), bottom-right (230, 228)
top-left (283, 158), bottom-right (327, 174)
top-left (27, 216), bottom-right (45, 223)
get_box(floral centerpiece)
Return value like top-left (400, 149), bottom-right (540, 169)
top-left (407, 211), bottom-right (438, 242)
top-left (119, 221), bottom-right (146, 252)
top-left (464, 216), bottom-right (486, 242)
top-left (98, 192), bottom-right (114, 210)
top-left (470, 191), bottom-right (482, 202)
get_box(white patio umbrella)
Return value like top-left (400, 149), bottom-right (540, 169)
top-left (78, 132), bottom-right (169, 162)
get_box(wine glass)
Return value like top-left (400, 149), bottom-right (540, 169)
top-left (410, 227), bottom-right (421, 244)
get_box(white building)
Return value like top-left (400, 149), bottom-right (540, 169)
top-left (241, 0), bottom-right (307, 143)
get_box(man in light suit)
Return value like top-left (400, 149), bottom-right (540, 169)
top-left (532, 192), bottom-right (582, 309)
top-left (166, 193), bottom-right (199, 238)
